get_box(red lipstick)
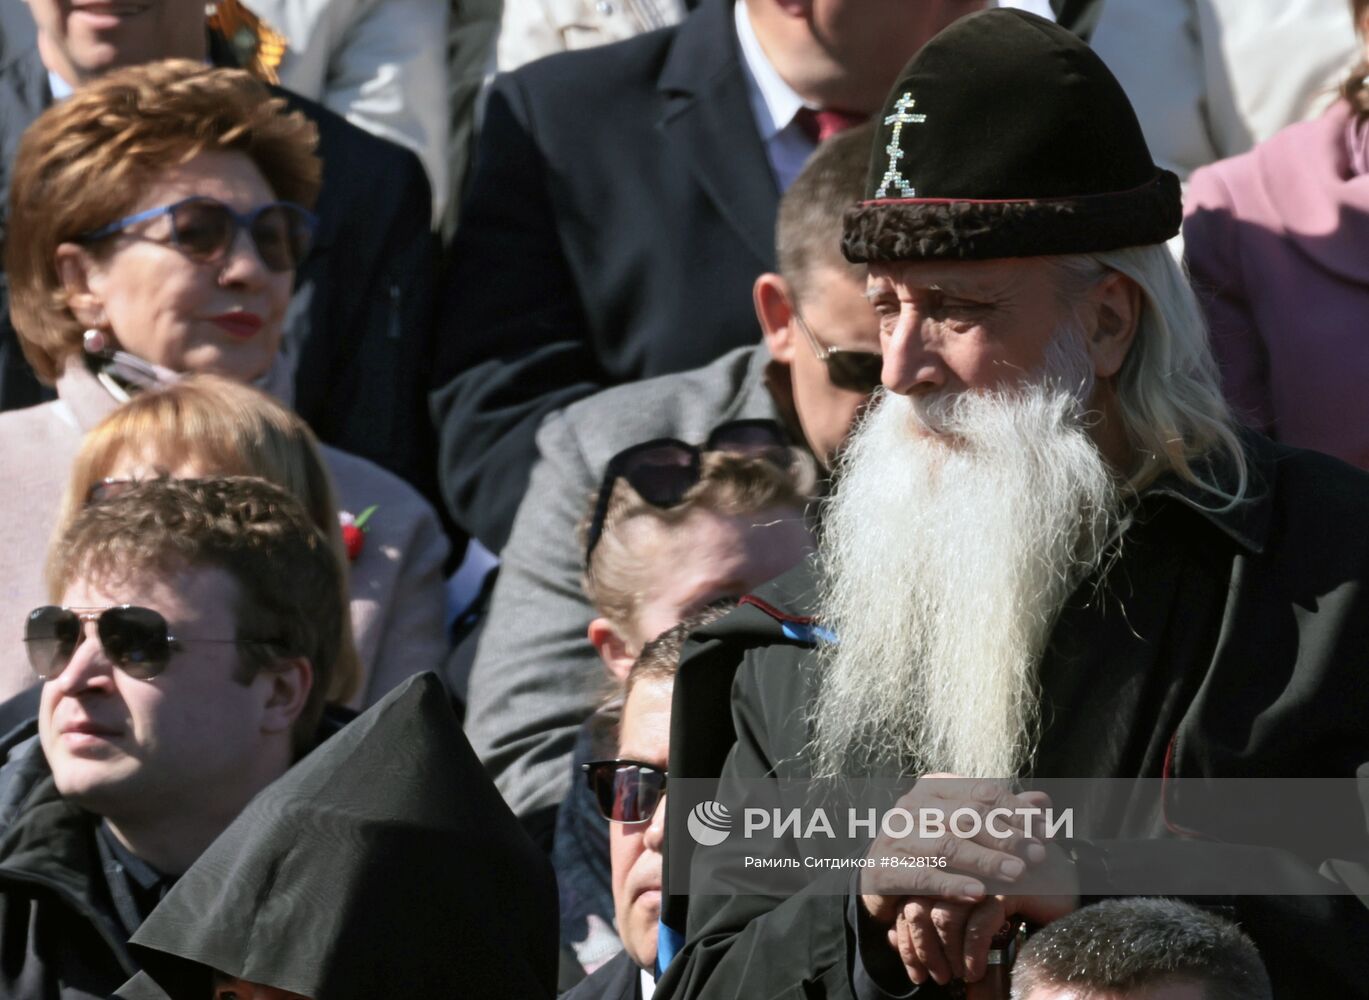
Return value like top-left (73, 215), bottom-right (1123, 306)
top-left (210, 312), bottom-right (264, 340)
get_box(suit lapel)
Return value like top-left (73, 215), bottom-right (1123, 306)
top-left (0, 31), bottom-right (51, 209)
top-left (657, 0), bottom-right (778, 265)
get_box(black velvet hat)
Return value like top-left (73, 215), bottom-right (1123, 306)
top-left (842, 9), bottom-right (1181, 262)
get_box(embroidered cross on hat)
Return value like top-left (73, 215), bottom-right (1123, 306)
top-left (874, 93), bottom-right (926, 198)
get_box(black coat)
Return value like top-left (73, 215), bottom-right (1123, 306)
top-left (114, 674), bottom-right (559, 1000)
top-left (0, 10), bottom-right (441, 513)
top-left (432, 0), bottom-right (777, 550)
top-left (0, 722), bottom-right (136, 1000)
top-left (656, 435), bottom-right (1369, 1000)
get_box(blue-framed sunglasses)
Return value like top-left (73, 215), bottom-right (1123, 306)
top-left (80, 196), bottom-right (317, 273)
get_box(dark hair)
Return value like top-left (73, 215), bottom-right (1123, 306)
top-left (775, 123), bottom-right (874, 300)
top-left (49, 477), bottom-right (342, 755)
top-left (625, 600), bottom-right (738, 697)
top-left (1343, 0), bottom-right (1369, 115)
top-left (1011, 898), bottom-right (1272, 1000)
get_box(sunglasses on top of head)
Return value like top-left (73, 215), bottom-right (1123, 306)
top-left (581, 758), bottom-right (668, 824)
top-left (583, 419), bottom-right (795, 565)
top-left (791, 306), bottom-right (884, 394)
top-left (23, 605), bottom-right (279, 682)
top-left (80, 196), bottom-right (317, 273)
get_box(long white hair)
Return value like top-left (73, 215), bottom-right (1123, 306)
top-left (1053, 245), bottom-right (1249, 507)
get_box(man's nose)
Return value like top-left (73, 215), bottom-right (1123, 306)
top-left (49, 624), bottom-right (115, 694)
top-left (643, 792), bottom-right (668, 853)
top-left (880, 308), bottom-right (945, 395)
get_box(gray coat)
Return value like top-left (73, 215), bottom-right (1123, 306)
top-left (463, 346), bottom-right (791, 823)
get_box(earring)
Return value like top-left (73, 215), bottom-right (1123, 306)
top-left (82, 328), bottom-right (110, 355)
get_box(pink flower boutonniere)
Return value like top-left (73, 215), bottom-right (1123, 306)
top-left (339, 505), bottom-right (379, 562)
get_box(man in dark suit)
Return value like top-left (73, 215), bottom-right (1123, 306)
top-left (433, 0), bottom-right (983, 551)
top-left (0, 0), bottom-right (441, 512)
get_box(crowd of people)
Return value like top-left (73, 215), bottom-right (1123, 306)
top-left (0, 0), bottom-right (1366, 997)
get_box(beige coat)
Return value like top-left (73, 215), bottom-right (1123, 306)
top-left (0, 358), bottom-right (449, 707)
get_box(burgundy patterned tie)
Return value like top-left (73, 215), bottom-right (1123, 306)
top-left (794, 107), bottom-right (869, 143)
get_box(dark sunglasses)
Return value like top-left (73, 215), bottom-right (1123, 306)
top-left (24, 605), bottom-right (274, 681)
top-left (584, 419), bottom-right (795, 564)
top-left (792, 308), bottom-right (884, 393)
top-left (80, 196), bottom-right (317, 273)
top-left (582, 758), bottom-right (668, 824)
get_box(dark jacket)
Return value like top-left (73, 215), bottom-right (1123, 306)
top-left (432, 0), bottom-right (778, 550)
top-left (0, 704), bottom-right (355, 1000)
top-left (561, 949), bottom-right (644, 1000)
top-left (0, 9), bottom-right (442, 514)
top-left (0, 722), bottom-right (135, 999)
top-left (113, 673), bottom-right (559, 1000)
top-left (656, 435), bottom-right (1369, 1000)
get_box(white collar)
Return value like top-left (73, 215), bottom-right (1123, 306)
top-left (640, 967), bottom-right (656, 1000)
top-left (734, 0), bottom-right (809, 141)
top-left (47, 68), bottom-right (74, 101)
top-left (991, 0), bottom-right (1057, 20)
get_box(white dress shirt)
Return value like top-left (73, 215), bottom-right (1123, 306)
top-left (733, 0), bottom-right (818, 192)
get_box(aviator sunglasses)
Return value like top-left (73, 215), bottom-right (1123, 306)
top-left (24, 605), bottom-right (277, 681)
top-left (582, 758), bottom-right (668, 824)
top-left (80, 196), bottom-right (318, 273)
top-left (792, 307), bottom-right (884, 394)
top-left (583, 419), bottom-right (795, 565)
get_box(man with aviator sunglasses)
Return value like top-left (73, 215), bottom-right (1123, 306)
top-left (0, 478), bottom-right (347, 999)
top-left (465, 123), bottom-right (880, 838)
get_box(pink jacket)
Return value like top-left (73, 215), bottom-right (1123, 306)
top-left (1184, 100), bottom-right (1369, 470)
top-left (0, 358), bottom-right (449, 706)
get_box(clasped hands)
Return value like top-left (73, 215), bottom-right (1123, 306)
top-left (858, 774), bottom-right (1080, 987)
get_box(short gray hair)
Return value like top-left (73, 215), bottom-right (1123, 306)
top-left (1011, 898), bottom-right (1272, 1000)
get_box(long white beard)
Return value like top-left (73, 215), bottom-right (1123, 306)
top-left (809, 333), bottom-right (1121, 780)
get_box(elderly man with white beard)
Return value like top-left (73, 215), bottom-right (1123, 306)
top-left (653, 10), bottom-right (1369, 1000)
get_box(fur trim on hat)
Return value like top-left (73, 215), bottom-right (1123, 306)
top-left (842, 172), bottom-right (1182, 263)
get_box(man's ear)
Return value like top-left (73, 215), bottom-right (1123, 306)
top-left (1084, 270), bottom-right (1142, 380)
top-left (259, 656), bottom-right (313, 735)
top-left (755, 272), bottom-right (799, 365)
top-left (54, 243), bottom-right (108, 328)
top-left (588, 618), bottom-right (637, 683)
